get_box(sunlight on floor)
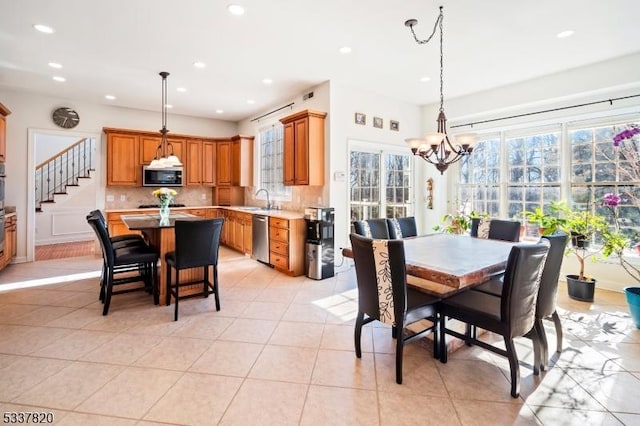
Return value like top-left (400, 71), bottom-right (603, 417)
top-left (312, 288), bottom-right (359, 321)
top-left (0, 270), bottom-right (102, 293)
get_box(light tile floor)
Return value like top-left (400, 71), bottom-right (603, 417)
top-left (0, 248), bottom-right (638, 425)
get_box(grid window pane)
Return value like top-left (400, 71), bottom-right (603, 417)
top-left (259, 124), bottom-right (291, 199)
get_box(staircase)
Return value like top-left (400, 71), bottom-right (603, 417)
top-left (35, 138), bottom-right (96, 211)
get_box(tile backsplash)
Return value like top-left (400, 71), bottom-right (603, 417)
top-left (105, 185), bottom-right (326, 211)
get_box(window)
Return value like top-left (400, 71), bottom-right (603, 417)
top-left (456, 115), bottom-right (640, 240)
top-left (349, 146), bottom-right (413, 222)
top-left (258, 123), bottom-right (291, 199)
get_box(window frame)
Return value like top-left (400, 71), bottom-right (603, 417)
top-left (256, 121), bottom-right (292, 201)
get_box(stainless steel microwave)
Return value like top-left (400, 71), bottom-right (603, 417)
top-left (142, 166), bottom-right (183, 187)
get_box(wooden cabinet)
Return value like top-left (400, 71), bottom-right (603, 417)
top-left (106, 211), bottom-right (144, 237)
top-left (216, 136), bottom-right (253, 187)
top-left (280, 110), bottom-right (326, 186)
top-left (105, 127), bottom-right (217, 187)
top-left (186, 140), bottom-right (216, 187)
top-left (140, 135), bottom-right (162, 164)
top-left (221, 210), bottom-right (252, 255)
top-left (202, 141), bottom-right (216, 186)
top-left (185, 140), bottom-right (203, 186)
top-left (0, 213), bottom-right (17, 271)
top-left (216, 141), bottom-right (232, 186)
top-left (106, 132), bottom-right (141, 186)
top-left (269, 216), bottom-right (306, 276)
top-left (0, 102), bottom-right (10, 163)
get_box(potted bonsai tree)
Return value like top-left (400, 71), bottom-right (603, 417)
top-left (560, 207), bottom-right (609, 302)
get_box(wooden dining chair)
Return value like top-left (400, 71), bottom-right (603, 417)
top-left (350, 233), bottom-right (440, 384)
top-left (439, 242), bottom-right (549, 398)
top-left (165, 218), bottom-right (224, 321)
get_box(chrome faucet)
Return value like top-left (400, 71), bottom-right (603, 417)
top-left (255, 188), bottom-right (271, 210)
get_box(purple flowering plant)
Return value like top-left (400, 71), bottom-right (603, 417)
top-left (601, 193), bottom-right (640, 284)
top-left (612, 126), bottom-right (640, 147)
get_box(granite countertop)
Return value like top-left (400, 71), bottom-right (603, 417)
top-left (106, 205), bottom-right (305, 220)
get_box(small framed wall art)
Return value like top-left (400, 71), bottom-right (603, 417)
top-left (390, 120), bottom-right (399, 131)
top-left (373, 117), bottom-right (383, 129)
top-left (355, 112), bottom-right (366, 125)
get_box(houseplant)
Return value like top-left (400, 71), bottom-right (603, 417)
top-left (152, 187), bottom-right (177, 225)
top-left (524, 200), bottom-right (569, 236)
top-left (560, 206), bottom-right (609, 302)
top-left (433, 200), bottom-right (484, 235)
top-left (600, 192), bottom-right (640, 327)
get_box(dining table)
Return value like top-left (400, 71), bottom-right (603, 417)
top-left (342, 233), bottom-right (517, 297)
top-left (121, 212), bottom-right (205, 302)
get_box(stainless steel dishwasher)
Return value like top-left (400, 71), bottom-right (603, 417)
top-left (252, 214), bottom-right (270, 264)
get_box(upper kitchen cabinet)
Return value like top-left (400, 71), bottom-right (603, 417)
top-left (140, 135), bottom-right (162, 165)
top-left (216, 136), bottom-right (253, 187)
top-left (280, 109), bottom-right (326, 186)
top-left (0, 102), bottom-right (11, 163)
top-left (185, 139), bottom-right (216, 186)
top-left (105, 130), bottom-right (141, 186)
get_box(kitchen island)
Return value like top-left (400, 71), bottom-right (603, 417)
top-left (121, 212), bottom-right (206, 302)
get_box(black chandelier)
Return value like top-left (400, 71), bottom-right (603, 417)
top-left (404, 6), bottom-right (476, 174)
top-left (149, 71), bottom-right (181, 169)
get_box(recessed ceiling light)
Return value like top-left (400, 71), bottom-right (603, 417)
top-left (420, 76), bottom-right (431, 82)
top-left (165, 104), bottom-right (173, 109)
top-left (557, 30), bottom-right (574, 39)
top-left (48, 62), bottom-right (62, 69)
top-left (247, 99), bottom-right (255, 105)
top-left (33, 24), bottom-right (55, 34)
top-left (52, 76), bottom-right (66, 82)
top-left (105, 95), bottom-right (116, 100)
top-left (216, 109), bottom-right (224, 114)
top-left (227, 4), bottom-right (245, 15)
top-left (339, 46), bottom-right (352, 54)
top-left (193, 61), bottom-right (206, 69)
top-left (176, 87), bottom-right (187, 93)
top-left (262, 78), bottom-right (273, 85)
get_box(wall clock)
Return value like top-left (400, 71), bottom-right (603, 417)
top-left (52, 107), bottom-right (80, 129)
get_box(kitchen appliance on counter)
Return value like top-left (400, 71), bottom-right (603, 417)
top-left (142, 165), bottom-right (183, 187)
top-left (304, 207), bottom-right (334, 280)
top-left (252, 214), bottom-right (270, 264)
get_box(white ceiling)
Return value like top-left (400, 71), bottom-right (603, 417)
top-left (1, 0), bottom-right (639, 122)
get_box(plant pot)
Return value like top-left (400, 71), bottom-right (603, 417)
top-left (570, 233), bottom-right (590, 249)
top-left (566, 274), bottom-right (596, 302)
top-left (624, 286), bottom-right (640, 329)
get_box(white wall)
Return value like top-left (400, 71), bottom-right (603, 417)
top-left (0, 88), bottom-right (238, 262)
top-left (328, 82), bottom-right (423, 257)
top-left (35, 134), bottom-right (83, 164)
top-left (420, 52), bottom-right (640, 292)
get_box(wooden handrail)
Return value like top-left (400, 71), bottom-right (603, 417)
top-left (35, 138), bottom-right (87, 171)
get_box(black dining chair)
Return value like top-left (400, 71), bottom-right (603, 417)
top-left (353, 219), bottom-right (391, 239)
top-left (471, 218), bottom-right (521, 242)
top-left (471, 234), bottom-right (568, 370)
top-left (388, 217), bottom-right (418, 239)
top-left (89, 209), bottom-right (146, 246)
top-left (350, 233), bottom-right (439, 384)
top-left (439, 242), bottom-right (549, 398)
top-left (165, 218), bottom-right (224, 321)
top-left (87, 214), bottom-right (159, 315)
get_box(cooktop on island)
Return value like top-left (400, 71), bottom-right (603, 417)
top-left (137, 203), bottom-right (186, 209)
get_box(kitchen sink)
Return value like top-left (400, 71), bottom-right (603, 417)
top-left (237, 206), bottom-right (267, 211)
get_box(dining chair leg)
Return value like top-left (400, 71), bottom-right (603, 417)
top-left (102, 268), bottom-right (114, 316)
top-left (530, 324), bottom-right (542, 376)
top-left (534, 318), bottom-right (548, 371)
top-left (354, 312), bottom-right (365, 358)
top-left (173, 269), bottom-right (180, 321)
top-left (203, 266), bottom-right (209, 298)
top-left (165, 264), bottom-right (172, 306)
top-left (551, 310), bottom-right (563, 353)
top-left (504, 337), bottom-right (520, 398)
top-left (464, 324), bottom-right (473, 346)
top-left (213, 265), bottom-right (220, 311)
top-left (432, 315), bottom-right (439, 360)
top-left (152, 262), bottom-right (159, 305)
top-left (439, 315), bottom-right (448, 363)
top-left (395, 326), bottom-right (404, 384)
